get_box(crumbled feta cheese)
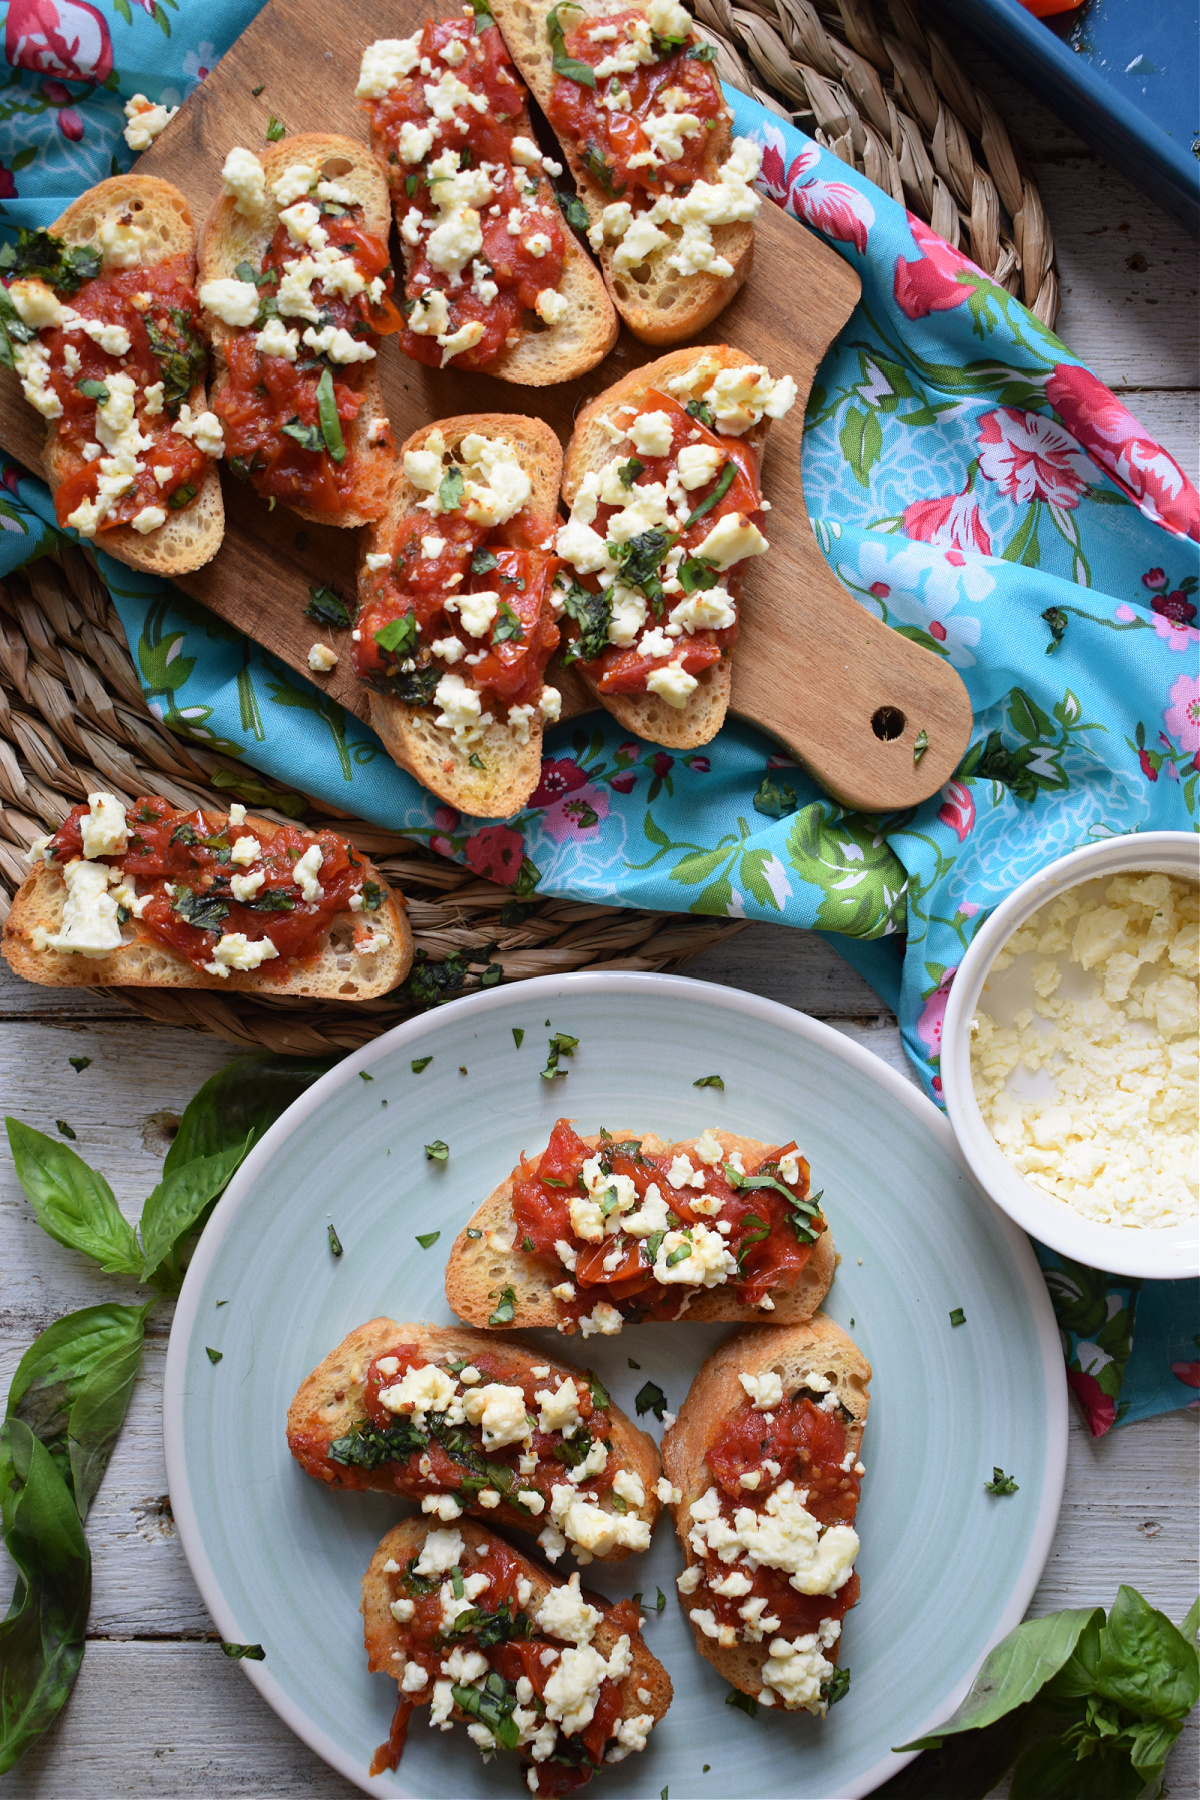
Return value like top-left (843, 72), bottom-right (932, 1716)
top-left (307, 642), bottom-right (338, 672)
top-left (646, 663), bottom-right (699, 709)
top-left (356, 35), bottom-right (422, 97)
top-left (423, 1493), bottom-right (464, 1521)
top-left (123, 93), bottom-right (177, 151)
top-left (380, 1362), bottom-right (461, 1425)
top-left (694, 512), bottom-right (768, 570)
top-left (8, 279), bottom-right (63, 330)
top-left (44, 858), bottom-right (122, 958)
top-left (628, 409), bottom-right (674, 459)
top-left (173, 403), bottom-right (225, 459)
top-left (537, 1377), bottom-right (582, 1438)
top-left (578, 1302), bottom-right (623, 1337)
top-left (208, 932), bottom-right (280, 974)
top-left (535, 1573), bottom-right (602, 1646)
top-left (535, 287), bottom-right (569, 326)
top-left (230, 870), bottom-right (266, 903)
top-left (221, 146), bottom-right (266, 216)
top-left (98, 213), bottom-right (149, 270)
top-left (80, 793), bottom-right (128, 860)
top-left (740, 1369), bottom-right (784, 1411)
top-left (612, 1468), bottom-right (645, 1508)
top-left (461, 1382), bottom-right (531, 1449)
top-left (761, 1633), bottom-right (836, 1713)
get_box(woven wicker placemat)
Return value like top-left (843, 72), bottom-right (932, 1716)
top-left (695, 0), bottom-right (1058, 325)
top-left (0, 550), bottom-right (743, 1053)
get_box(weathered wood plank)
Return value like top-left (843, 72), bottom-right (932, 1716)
top-left (679, 924), bottom-right (892, 1020)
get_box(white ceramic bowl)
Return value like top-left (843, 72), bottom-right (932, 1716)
top-left (942, 832), bottom-right (1199, 1279)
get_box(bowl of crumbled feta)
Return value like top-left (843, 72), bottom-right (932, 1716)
top-left (942, 834), bottom-right (1198, 1278)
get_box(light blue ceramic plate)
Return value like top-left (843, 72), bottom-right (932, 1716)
top-left (164, 972), bottom-right (1066, 1800)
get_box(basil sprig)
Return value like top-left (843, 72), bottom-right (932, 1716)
top-left (547, 1), bottom-right (596, 86)
top-left (892, 1589), bottom-right (1200, 1800)
top-left (2, 1055), bottom-right (334, 1774)
top-left (581, 141), bottom-right (626, 197)
top-left (374, 611), bottom-right (418, 658)
top-left (315, 366), bottom-right (346, 463)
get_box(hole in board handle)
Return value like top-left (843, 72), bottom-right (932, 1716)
top-left (871, 706), bottom-right (906, 742)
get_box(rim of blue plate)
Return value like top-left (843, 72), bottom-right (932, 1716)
top-left (163, 969), bottom-right (1068, 1800)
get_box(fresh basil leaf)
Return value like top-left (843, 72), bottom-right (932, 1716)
top-left (65, 1328), bottom-right (146, 1522)
top-left (168, 482), bottom-right (197, 511)
top-left (1093, 1586), bottom-right (1200, 1721)
top-left (4, 1121), bottom-right (142, 1278)
top-left (587, 1371), bottom-right (610, 1410)
top-left (634, 1381), bottom-right (667, 1421)
top-left (221, 1641), bottom-right (266, 1659)
top-left (138, 1139), bottom-right (252, 1286)
top-left (557, 189), bottom-right (590, 233)
top-left (686, 397), bottom-right (714, 427)
top-left (693, 1074), bottom-right (724, 1089)
top-left (471, 548), bottom-right (498, 575)
top-left (143, 307), bottom-right (207, 419)
top-left (165, 1053), bottom-right (334, 1175)
top-left (913, 727), bottom-right (930, 765)
top-left (541, 1030), bottom-right (578, 1080)
top-left (329, 1415), bottom-right (427, 1469)
top-left (416, 1230), bottom-right (441, 1249)
top-left (824, 1666), bottom-right (851, 1705)
top-left (950, 1307), bottom-right (966, 1327)
top-left (899, 1608), bottom-right (1104, 1748)
top-left (438, 464), bottom-right (464, 511)
top-left (0, 227), bottom-right (99, 293)
top-left (615, 528), bottom-right (674, 608)
top-left (361, 880), bottom-right (385, 912)
top-left (315, 366), bottom-right (346, 464)
top-left (265, 114), bottom-right (285, 141)
top-left (581, 141), bottom-right (625, 196)
top-left (0, 1420), bottom-right (90, 1776)
top-left (0, 287), bottom-right (29, 370)
top-left (678, 554), bottom-right (718, 595)
top-left (465, 0), bottom-right (494, 28)
top-left (726, 1688), bottom-right (758, 1717)
top-left (985, 1467), bottom-right (1018, 1495)
top-left (69, 1055), bottom-right (92, 1073)
top-left (489, 1284), bottom-right (516, 1326)
top-left (170, 885), bottom-right (230, 933)
top-left (685, 41), bottom-right (717, 59)
top-left (493, 601), bottom-right (523, 644)
top-left (425, 1140), bottom-right (450, 1162)
top-left (683, 458), bottom-right (736, 529)
top-left (374, 611), bottom-right (418, 658)
top-left (512, 1028), bottom-right (525, 1047)
top-left (55, 1121), bottom-right (76, 1140)
top-left (305, 584), bottom-right (355, 629)
top-left (234, 261), bottom-right (273, 288)
top-left (752, 773), bottom-right (798, 819)
top-left (327, 1222), bottom-right (343, 1257)
top-left (547, 1), bottom-right (596, 84)
top-left (205, 1346), bottom-right (223, 1364)
top-left (559, 577), bottom-right (612, 665)
top-left (618, 457), bottom-right (644, 486)
top-left (76, 378), bottom-right (109, 402)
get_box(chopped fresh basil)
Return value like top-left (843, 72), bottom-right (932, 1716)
top-left (627, 1358), bottom-right (640, 1370)
top-left (0, 285), bottom-right (33, 370)
top-left (683, 458), bottom-right (736, 529)
top-left (678, 554), bottom-right (719, 595)
top-left (412, 1056), bottom-right (433, 1073)
top-left (634, 1381), bottom-right (668, 1421)
top-left (492, 600), bottom-right (523, 643)
top-left (551, 1427), bottom-right (594, 1469)
top-left (913, 727), bottom-right (930, 765)
top-left (425, 1140), bottom-right (450, 1161)
top-left (170, 885), bottom-right (230, 933)
top-left (359, 1071), bottom-right (373, 1082)
top-left (367, 662), bottom-right (440, 708)
top-left (587, 1371), bottom-right (610, 1410)
top-left (655, 1587), bottom-right (666, 1612)
top-left (752, 774), bottom-right (798, 819)
top-left (362, 880), bottom-right (384, 912)
top-left (985, 1467), bottom-right (1019, 1495)
top-left (950, 1306), bottom-right (966, 1328)
top-left (1042, 605), bottom-right (1068, 654)
top-left (823, 1666), bottom-right (851, 1705)
top-left (438, 465), bottom-right (465, 511)
top-left (144, 308), bottom-right (207, 419)
top-left (665, 1240), bottom-right (691, 1268)
top-left (693, 1074), bottom-right (724, 1089)
top-left (686, 398), bottom-right (715, 428)
top-left (615, 528), bottom-right (674, 614)
top-left (281, 416), bottom-right (323, 454)
top-left (726, 1689), bottom-right (758, 1717)
top-left (559, 577), bottom-right (612, 665)
top-left (618, 457), bottom-right (644, 487)
top-left (489, 1284), bottom-right (516, 1326)
top-left (235, 260), bottom-right (273, 287)
top-left (55, 1120), bottom-right (76, 1140)
top-left (736, 1213), bottom-right (770, 1272)
top-left (466, 1228), bottom-right (482, 1240)
top-left (644, 1229), bottom-right (665, 1266)
top-left (374, 611), bottom-right (418, 658)
top-left (541, 1030), bottom-right (578, 1080)
top-left (471, 547), bottom-right (498, 575)
top-left (581, 141), bottom-right (626, 197)
top-left (406, 173), bottom-right (419, 198)
top-left (205, 1346), bottom-right (222, 1365)
top-left (329, 1415), bottom-right (426, 1469)
top-left (168, 483), bottom-right (197, 511)
top-left (77, 377), bottom-right (110, 402)
top-left (547, 0), bottom-right (596, 86)
top-left (466, 0), bottom-right (494, 32)
top-left (453, 1670), bottom-right (520, 1751)
top-left (0, 226), bottom-right (100, 293)
top-left (220, 1642), bottom-right (265, 1659)
top-left (448, 1602), bottom-right (534, 1649)
top-left (315, 366), bottom-right (346, 463)
top-left (68, 1056), bottom-right (91, 1073)
top-left (265, 114), bottom-right (285, 141)
top-left (685, 41), bottom-right (717, 59)
top-left (242, 889), bottom-right (295, 914)
top-left (512, 1028), bottom-right (524, 1048)
top-left (610, 1491), bottom-right (628, 1512)
top-left (556, 189), bottom-right (590, 234)
top-left (305, 584), bottom-right (355, 629)
top-left (327, 1222), bottom-right (343, 1256)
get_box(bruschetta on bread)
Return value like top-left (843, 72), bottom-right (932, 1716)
top-left (0, 177), bottom-right (224, 574)
top-left (444, 1120), bottom-right (836, 1337)
top-left (355, 413), bottom-right (563, 817)
top-left (3, 792), bottom-right (411, 999)
top-left (555, 344), bottom-right (796, 748)
top-left (287, 1319), bottom-right (663, 1564)
top-left (363, 1514), bottom-right (672, 1784)
top-left (662, 1317), bottom-right (869, 1716)
top-left (491, 0), bottom-right (760, 342)
top-left (356, 11), bottom-right (617, 383)
top-left (199, 134), bottom-right (398, 525)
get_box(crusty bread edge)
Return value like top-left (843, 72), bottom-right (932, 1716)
top-left (443, 1129), bottom-right (836, 1331)
top-left (286, 1316), bottom-right (663, 1557)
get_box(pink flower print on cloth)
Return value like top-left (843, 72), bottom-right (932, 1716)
top-left (758, 130), bottom-right (875, 252)
top-left (1163, 673), bottom-right (1200, 754)
top-left (5, 0), bottom-right (112, 83)
top-left (1046, 363), bottom-right (1200, 543)
top-left (904, 483), bottom-right (993, 555)
top-left (977, 407), bottom-right (1093, 508)
top-left (893, 215), bottom-right (978, 319)
top-left (938, 780), bottom-right (976, 843)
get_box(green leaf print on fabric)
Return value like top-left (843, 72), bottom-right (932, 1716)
top-left (838, 405), bottom-right (883, 487)
top-left (955, 686), bottom-right (1105, 805)
top-left (134, 600), bottom-right (245, 760)
top-left (262, 669), bottom-right (353, 782)
top-left (786, 808), bottom-right (907, 938)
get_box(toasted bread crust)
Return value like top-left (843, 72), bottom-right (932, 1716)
top-left (362, 1515), bottom-right (673, 1740)
top-left (41, 176), bottom-right (225, 576)
top-left (357, 413), bottom-right (564, 817)
top-left (662, 1317), bottom-right (870, 1699)
top-left (1, 808), bottom-right (412, 1000)
top-left (287, 1318), bottom-right (663, 1556)
top-left (490, 0), bottom-right (753, 343)
top-left (367, 75), bottom-right (616, 385)
top-left (561, 345), bottom-right (771, 749)
top-left (199, 134), bottom-right (394, 527)
top-left (444, 1129), bottom-right (837, 1332)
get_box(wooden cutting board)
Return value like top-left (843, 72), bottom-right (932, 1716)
top-left (0, 0), bottom-right (974, 813)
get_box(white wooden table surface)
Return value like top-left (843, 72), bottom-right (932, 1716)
top-left (2, 23), bottom-right (1198, 1797)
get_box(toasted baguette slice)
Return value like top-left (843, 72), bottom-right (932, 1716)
top-left (444, 1129), bottom-right (836, 1333)
top-left (662, 1316), bottom-right (870, 1708)
top-left (39, 177), bottom-right (224, 575)
top-left (359, 413), bottom-right (563, 818)
top-left (490, 0), bottom-right (753, 343)
top-left (365, 52), bottom-right (616, 384)
top-left (2, 807), bottom-right (412, 999)
top-left (287, 1318), bottom-right (663, 1557)
top-left (199, 134), bottom-right (393, 527)
top-left (561, 344), bottom-right (771, 750)
top-left (363, 1515), bottom-right (672, 1778)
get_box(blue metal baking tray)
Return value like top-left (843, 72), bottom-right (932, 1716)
top-left (945, 0), bottom-right (1199, 235)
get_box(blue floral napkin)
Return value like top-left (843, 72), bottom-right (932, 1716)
top-left (1, 0), bottom-right (1196, 1434)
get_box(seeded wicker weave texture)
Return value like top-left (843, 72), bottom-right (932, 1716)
top-left (0, 551), bottom-right (744, 1054)
top-left (694, 0), bottom-right (1059, 326)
